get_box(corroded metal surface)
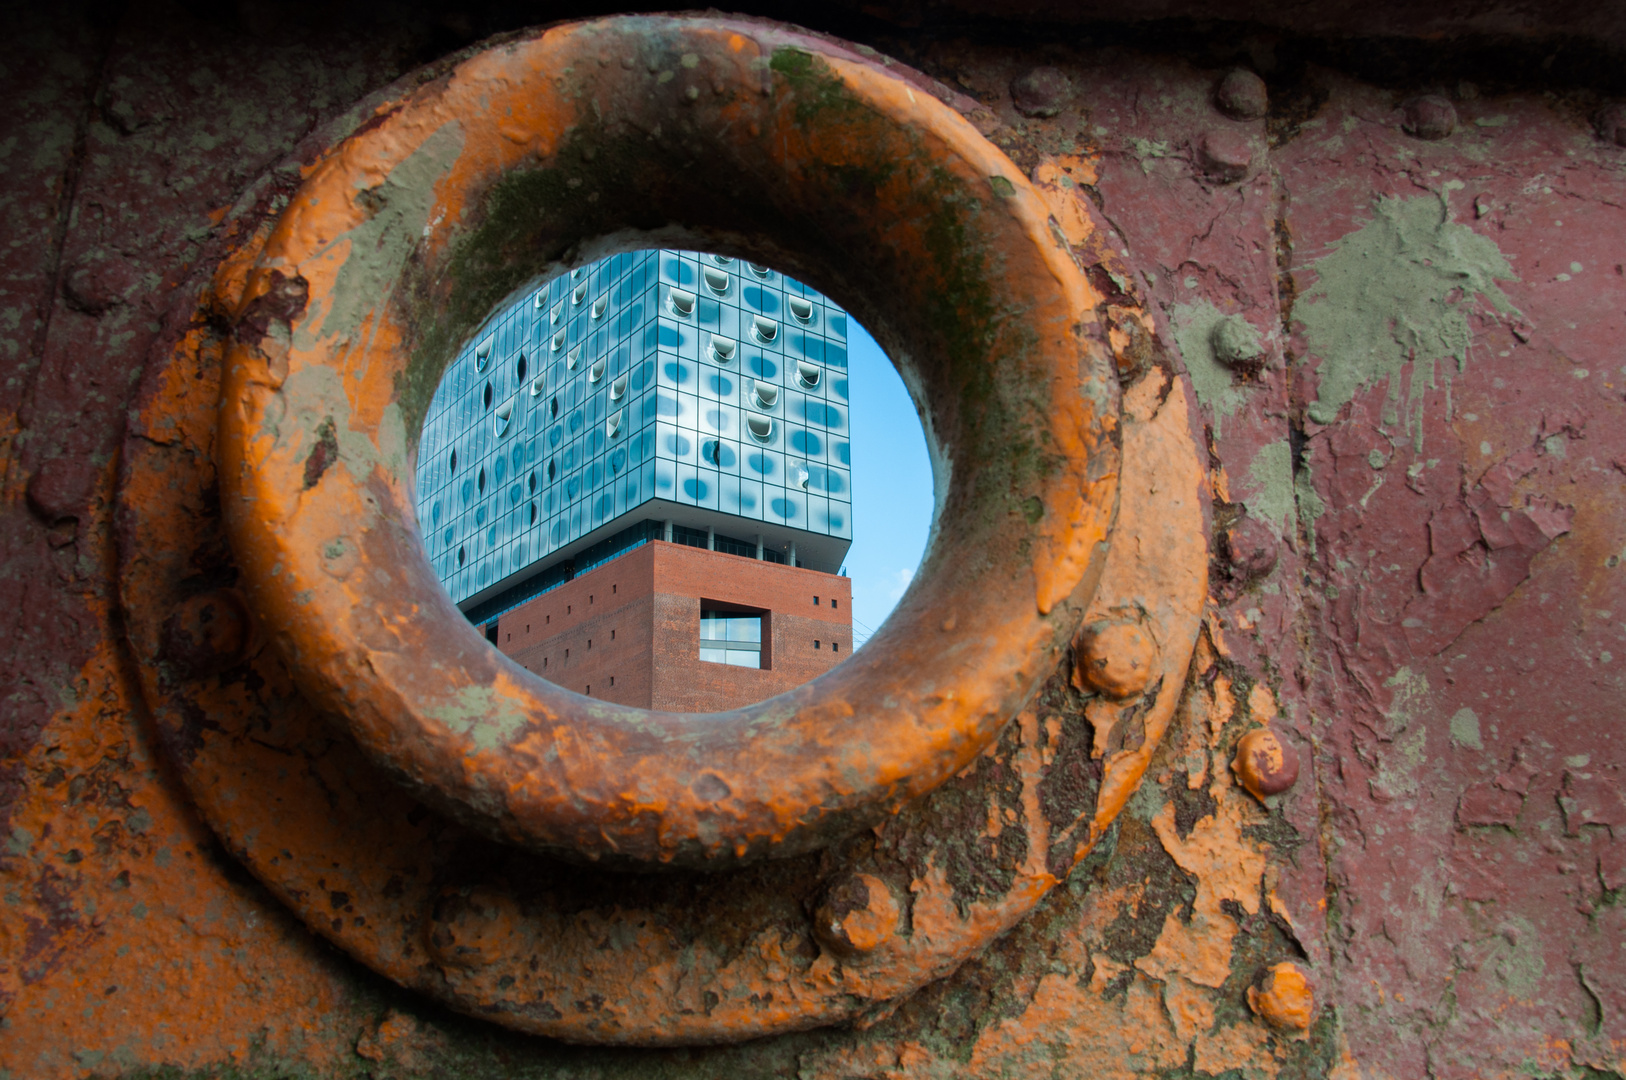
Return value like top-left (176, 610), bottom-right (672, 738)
top-left (114, 68), bottom-right (1206, 1034)
top-left (211, 14), bottom-right (1122, 869)
top-left (5, 3), bottom-right (1626, 1077)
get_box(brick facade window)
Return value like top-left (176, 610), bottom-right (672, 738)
top-left (700, 611), bottom-right (763, 668)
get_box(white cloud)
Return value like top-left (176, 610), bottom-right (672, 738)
top-left (886, 566), bottom-right (915, 601)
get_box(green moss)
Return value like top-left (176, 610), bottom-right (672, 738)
top-left (1299, 193), bottom-right (1518, 449)
top-left (770, 47), bottom-right (863, 125)
top-left (398, 161), bottom-right (585, 445)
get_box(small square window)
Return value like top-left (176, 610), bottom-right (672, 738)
top-left (814, 596), bottom-right (820, 605)
top-left (815, 640), bottom-right (822, 649)
top-left (833, 642), bottom-right (840, 653)
top-left (832, 599), bottom-right (839, 609)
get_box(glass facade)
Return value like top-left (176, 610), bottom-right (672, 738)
top-left (416, 250), bottom-right (854, 610)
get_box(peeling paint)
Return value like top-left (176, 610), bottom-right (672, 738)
top-left (1299, 193), bottom-right (1518, 446)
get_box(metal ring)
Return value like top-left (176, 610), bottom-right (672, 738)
top-left (119, 321), bottom-right (1205, 1044)
top-left (212, 15), bottom-right (1120, 867)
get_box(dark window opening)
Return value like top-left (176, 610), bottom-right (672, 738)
top-left (551, 396), bottom-right (559, 418)
top-left (586, 685), bottom-right (590, 695)
top-left (832, 599), bottom-right (838, 609)
top-left (529, 471), bottom-right (536, 493)
top-left (485, 622), bottom-right (499, 645)
top-left (477, 467), bottom-right (486, 494)
top-left (610, 676), bottom-right (615, 687)
top-left (611, 629), bottom-right (615, 640)
top-left (449, 448), bottom-right (457, 473)
top-left (516, 353), bottom-right (527, 383)
top-left (457, 546), bottom-right (465, 566)
top-left (815, 640), bottom-right (821, 649)
top-left (483, 382), bottom-right (493, 409)
top-left (814, 596), bottom-right (820, 605)
top-left (833, 641), bottom-right (840, 653)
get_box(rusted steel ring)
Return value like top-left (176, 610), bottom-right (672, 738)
top-left (213, 15), bottom-right (1120, 866)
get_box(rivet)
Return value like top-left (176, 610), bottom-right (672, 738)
top-left (1221, 514), bottom-right (1279, 585)
top-left (1401, 94), bottom-right (1456, 140)
top-left (1248, 962), bottom-right (1314, 1031)
top-left (425, 886), bottom-right (517, 970)
top-left (813, 873), bottom-right (898, 956)
top-left (1232, 726), bottom-right (1300, 800)
top-left (161, 588), bottom-right (251, 676)
top-left (1595, 104), bottom-right (1626, 147)
top-left (1076, 620), bottom-right (1156, 698)
top-left (1196, 129), bottom-right (1255, 183)
top-left (1010, 66), bottom-right (1071, 118)
top-left (1214, 68), bottom-right (1267, 121)
top-left (1209, 313), bottom-right (1264, 372)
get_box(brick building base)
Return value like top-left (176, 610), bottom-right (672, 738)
top-left (488, 541), bottom-right (853, 712)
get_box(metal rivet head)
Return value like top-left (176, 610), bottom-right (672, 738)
top-left (1402, 94), bottom-right (1456, 140)
top-left (1232, 726), bottom-right (1300, 800)
top-left (1210, 314), bottom-right (1264, 372)
top-left (1248, 962), bottom-right (1314, 1031)
top-left (1076, 621), bottom-right (1156, 698)
top-left (1595, 104), bottom-right (1626, 147)
top-left (1010, 66), bottom-right (1071, 118)
top-left (426, 886), bottom-right (520, 970)
top-left (1214, 68), bottom-right (1268, 121)
top-left (1196, 129), bottom-right (1255, 183)
top-left (813, 873), bottom-right (898, 956)
top-left (161, 589), bottom-right (251, 676)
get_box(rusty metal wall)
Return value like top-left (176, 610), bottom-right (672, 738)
top-left (2, 3), bottom-right (1624, 1077)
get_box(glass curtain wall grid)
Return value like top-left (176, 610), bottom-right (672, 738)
top-left (415, 250), bottom-right (854, 609)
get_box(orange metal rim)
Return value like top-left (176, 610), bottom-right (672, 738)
top-left (212, 14), bottom-right (1122, 868)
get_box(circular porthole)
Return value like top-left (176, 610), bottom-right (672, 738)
top-left (215, 12), bottom-right (1122, 868)
top-left (118, 13), bottom-right (1208, 1047)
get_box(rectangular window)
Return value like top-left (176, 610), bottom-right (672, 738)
top-left (814, 596), bottom-right (820, 605)
top-left (699, 610), bottom-right (763, 668)
top-left (815, 640), bottom-right (821, 649)
top-left (833, 641), bottom-right (840, 653)
top-left (832, 599), bottom-right (838, 609)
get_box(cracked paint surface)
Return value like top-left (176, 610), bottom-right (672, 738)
top-left (3, 6), bottom-right (1626, 1079)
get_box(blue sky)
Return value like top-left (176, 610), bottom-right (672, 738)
top-left (841, 320), bottom-right (933, 648)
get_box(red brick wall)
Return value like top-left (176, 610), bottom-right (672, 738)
top-left (491, 540), bottom-right (852, 712)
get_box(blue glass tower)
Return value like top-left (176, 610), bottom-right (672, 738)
top-left (416, 250), bottom-right (854, 622)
